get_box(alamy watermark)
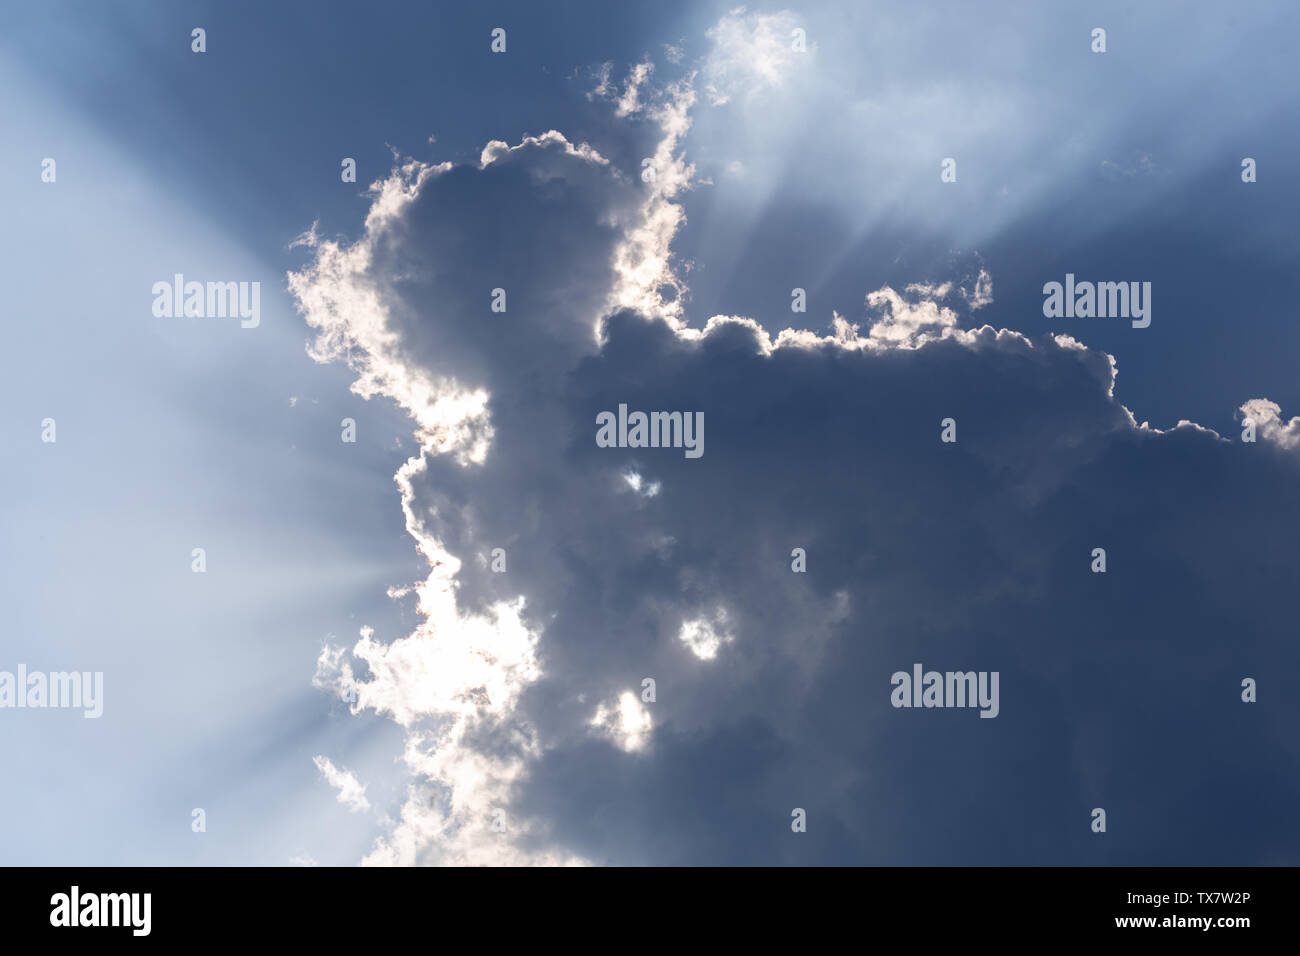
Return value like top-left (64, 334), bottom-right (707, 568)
top-left (1042, 273), bottom-right (1151, 328)
top-left (890, 663), bottom-right (999, 718)
top-left (0, 665), bottom-right (103, 718)
top-left (596, 404), bottom-right (704, 458)
top-left (50, 886), bottom-right (150, 936)
top-left (152, 274), bottom-right (260, 328)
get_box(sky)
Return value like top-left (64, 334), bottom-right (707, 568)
top-left (1, 0), bottom-right (1298, 865)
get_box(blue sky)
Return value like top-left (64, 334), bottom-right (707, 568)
top-left (2, 0), bottom-right (1298, 865)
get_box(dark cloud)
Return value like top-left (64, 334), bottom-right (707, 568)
top-left (291, 88), bottom-right (1300, 867)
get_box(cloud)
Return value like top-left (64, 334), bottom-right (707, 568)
top-left (1100, 153), bottom-right (1157, 181)
top-left (703, 8), bottom-right (807, 106)
top-left (289, 58), bottom-right (1300, 867)
top-left (1240, 398), bottom-right (1300, 450)
top-left (678, 610), bottom-right (735, 661)
top-left (312, 755), bottom-right (371, 813)
top-left (615, 60), bottom-right (654, 118)
top-left (962, 269), bottom-right (993, 310)
top-left (587, 61), bottom-right (614, 102)
top-left (590, 691), bottom-right (653, 752)
top-left (290, 117), bottom-right (661, 866)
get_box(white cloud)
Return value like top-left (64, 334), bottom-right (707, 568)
top-left (962, 269), bottom-right (994, 310)
top-left (588, 61), bottom-right (614, 101)
top-left (312, 755), bottom-right (371, 813)
top-left (678, 610), bottom-right (734, 661)
top-left (606, 78), bottom-right (697, 334)
top-left (1240, 398), bottom-right (1300, 449)
top-left (703, 8), bottom-right (807, 106)
top-left (622, 469), bottom-right (661, 498)
top-left (616, 60), bottom-right (654, 117)
top-left (590, 691), bottom-right (653, 751)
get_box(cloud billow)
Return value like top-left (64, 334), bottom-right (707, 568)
top-left (289, 60), bottom-right (1300, 866)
